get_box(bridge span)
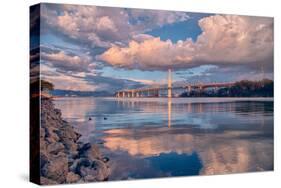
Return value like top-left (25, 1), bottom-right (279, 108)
top-left (115, 82), bottom-right (235, 98)
top-left (115, 69), bottom-right (235, 98)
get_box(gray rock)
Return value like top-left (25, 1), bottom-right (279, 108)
top-left (47, 142), bottom-right (65, 155)
top-left (39, 98), bottom-right (110, 184)
top-left (69, 158), bottom-right (91, 175)
top-left (83, 144), bottom-right (101, 160)
top-left (80, 159), bottom-right (110, 181)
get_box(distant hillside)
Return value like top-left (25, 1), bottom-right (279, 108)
top-left (50, 89), bottom-right (113, 97)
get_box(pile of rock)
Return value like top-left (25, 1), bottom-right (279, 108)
top-left (40, 98), bottom-right (110, 185)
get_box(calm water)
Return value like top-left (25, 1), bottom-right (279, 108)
top-left (54, 97), bottom-right (273, 180)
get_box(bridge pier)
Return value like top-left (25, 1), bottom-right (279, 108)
top-left (199, 86), bottom-right (203, 96)
top-left (186, 85), bottom-right (192, 96)
top-left (155, 89), bottom-right (159, 97)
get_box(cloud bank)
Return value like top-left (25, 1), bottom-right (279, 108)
top-left (41, 4), bottom-right (189, 48)
top-left (98, 15), bottom-right (273, 71)
top-left (38, 4), bottom-right (273, 92)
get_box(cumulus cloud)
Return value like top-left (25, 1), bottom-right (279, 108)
top-left (98, 15), bottom-right (273, 71)
top-left (98, 37), bottom-right (195, 70)
top-left (103, 127), bottom-right (272, 173)
top-left (41, 4), bottom-right (189, 48)
top-left (39, 4), bottom-right (273, 92)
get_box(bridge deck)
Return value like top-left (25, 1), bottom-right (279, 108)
top-left (117, 82), bottom-right (235, 93)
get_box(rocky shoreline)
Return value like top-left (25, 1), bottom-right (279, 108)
top-left (40, 97), bottom-right (110, 185)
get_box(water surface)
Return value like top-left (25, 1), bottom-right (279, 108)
top-left (54, 97), bottom-right (273, 180)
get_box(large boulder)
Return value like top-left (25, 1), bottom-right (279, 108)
top-left (41, 152), bottom-right (68, 183)
top-left (78, 143), bottom-right (101, 160)
top-left (70, 158), bottom-right (110, 182)
top-left (81, 159), bottom-right (110, 181)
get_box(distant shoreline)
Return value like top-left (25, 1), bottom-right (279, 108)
top-left (53, 96), bottom-right (274, 100)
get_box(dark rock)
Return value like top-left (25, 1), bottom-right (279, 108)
top-left (79, 143), bottom-right (91, 150)
top-left (97, 141), bottom-right (104, 145)
top-left (102, 157), bottom-right (110, 163)
top-left (69, 158), bottom-right (91, 175)
top-left (40, 153), bottom-right (49, 169)
top-left (54, 108), bottom-right (62, 117)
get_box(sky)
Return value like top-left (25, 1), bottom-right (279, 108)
top-left (30, 3), bottom-right (274, 93)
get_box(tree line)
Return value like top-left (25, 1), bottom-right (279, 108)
top-left (180, 79), bottom-right (273, 97)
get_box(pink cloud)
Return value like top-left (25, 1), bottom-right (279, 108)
top-left (98, 15), bottom-right (273, 71)
top-left (41, 51), bottom-right (92, 72)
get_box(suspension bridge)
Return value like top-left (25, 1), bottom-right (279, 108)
top-left (115, 69), bottom-right (235, 98)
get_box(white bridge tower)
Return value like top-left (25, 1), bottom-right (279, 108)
top-left (168, 69), bottom-right (172, 98)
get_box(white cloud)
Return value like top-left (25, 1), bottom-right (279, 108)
top-left (96, 16), bottom-right (118, 32)
top-left (98, 15), bottom-right (273, 71)
top-left (41, 4), bottom-right (190, 48)
top-left (127, 78), bottom-right (157, 85)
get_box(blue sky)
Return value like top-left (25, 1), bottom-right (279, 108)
top-left (147, 13), bottom-right (212, 42)
top-left (32, 4), bottom-right (273, 92)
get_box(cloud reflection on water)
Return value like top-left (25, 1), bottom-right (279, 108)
top-left (103, 127), bottom-right (273, 175)
top-left (54, 97), bottom-right (273, 178)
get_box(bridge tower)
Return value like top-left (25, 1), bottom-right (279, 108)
top-left (168, 69), bottom-right (172, 98)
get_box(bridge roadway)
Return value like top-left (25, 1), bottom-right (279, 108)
top-left (115, 82), bottom-right (235, 98)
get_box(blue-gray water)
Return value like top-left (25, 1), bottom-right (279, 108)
top-left (54, 97), bottom-right (273, 180)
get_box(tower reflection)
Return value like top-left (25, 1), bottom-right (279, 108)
top-left (168, 98), bottom-right (172, 128)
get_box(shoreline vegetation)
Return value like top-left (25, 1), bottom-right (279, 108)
top-left (39, 96), bottom-right (110, 184)
top-left (180, 79), bottom-right (273, 98)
